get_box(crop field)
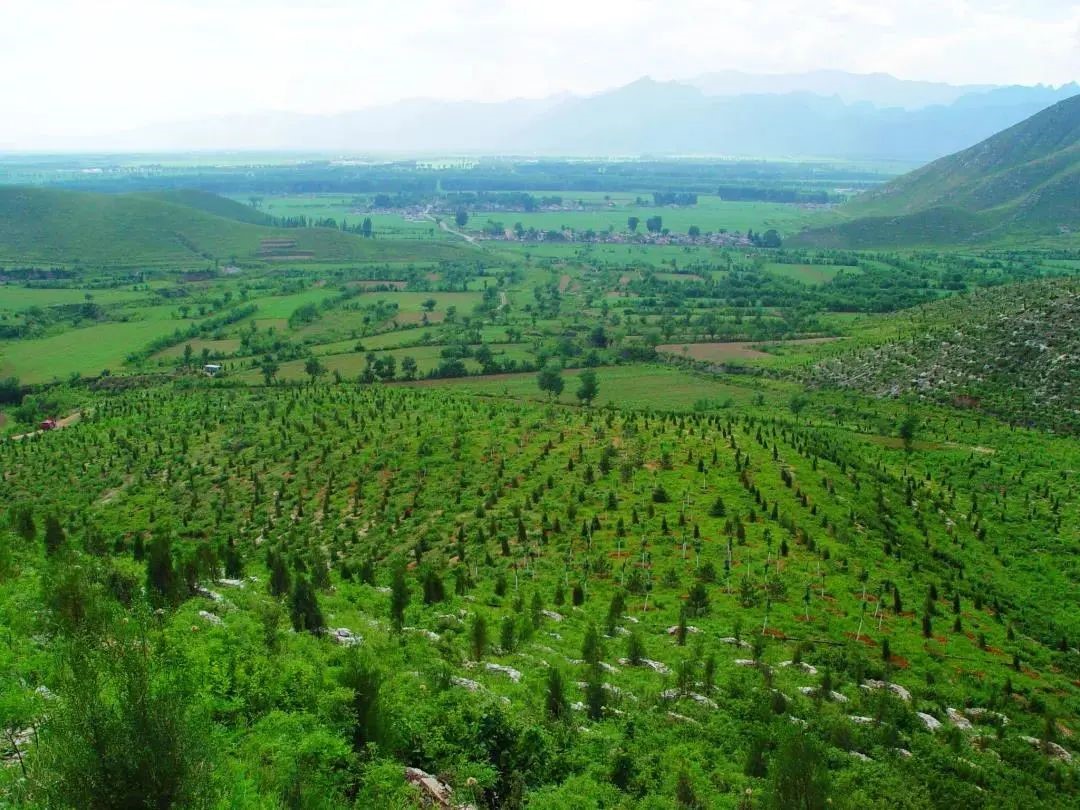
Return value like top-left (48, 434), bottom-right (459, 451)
top-left (763, 262), bottom-right (853, 285)
top-left (0, 285), bottom-right (150, 312)
top-left (471, 196), bottom-right (843, 238)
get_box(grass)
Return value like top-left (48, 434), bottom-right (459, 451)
top-left (0, 286), bottom-right (150, 312)
top-left (406, 364), bottom-right (789, 410)
top-left (473, 196), bottom-right (841, 238)
top-left (763, 262), bottom-right (853, 285)
top-left (0, 317), bottom-right (184, 382)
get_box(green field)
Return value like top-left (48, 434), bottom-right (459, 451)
top-left (408, 364), bottom-right (787, 410)
top-left (763, 262), bottom-right (853, 285)
top-left (0, 315), bottom-right (184, 382)
top-left (477, 196), bottom-right (842, 238)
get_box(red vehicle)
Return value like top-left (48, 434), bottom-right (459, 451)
top-left (39, 418), bottom-right (58, 431)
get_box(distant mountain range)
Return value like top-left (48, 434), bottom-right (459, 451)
top-left (791, 94), bottom-right (1080, 247)
top-left (19, 72), bottom-right (1079, 163)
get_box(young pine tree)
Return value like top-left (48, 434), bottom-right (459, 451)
top-left (289, 576), bottom-right (324, 635)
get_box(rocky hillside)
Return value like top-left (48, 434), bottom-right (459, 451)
top-left (809, 278), bottom-right (1080, 432)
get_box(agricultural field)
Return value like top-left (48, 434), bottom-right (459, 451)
top-left (466, 196), bottom-right (842, 238)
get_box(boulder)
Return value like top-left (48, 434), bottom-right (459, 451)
top-left (917, 712), bottom-right (942, 732)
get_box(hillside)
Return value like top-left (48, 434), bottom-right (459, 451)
top-left (0, 382), bottom-right (1076, 806)
top-left (0, 187), bottom-right (474, 268)
top-left (792, 95), bottom-right (1080, 247)
top-left (808, 278), bottom-right (1080, 432)
top-left (140, 189), bottom-right (277, 225)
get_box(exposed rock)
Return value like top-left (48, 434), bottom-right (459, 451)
top-left (861, 679), bottom-right (912, 702)
top-left (720, 636), bottom-right (752, 649)
top-left (665, 625), bottom-right (700, 635)
top-left (797, 686), bottom-right (848, 703)
top-left (404, 766), bottom-right (477, 809)
top-left (331, 627), bottom-right (362, 646)
top-left (198, 610), bottom-right (223, 626)
top-left (917, 712), bottom-right (942, 732)
top-left (1020, 736), bottom-right (1073, 762)
top-left (780, 660), bottom-right (818, 675)
top-left (451, 677), bottom-right (482, 692)
top-left (947, 707), bottom-right (973, 731)
top-left (965, 707), bottom-right (1009, 726)
top-left (541, 610), bottom-right (565, 622)
top-left (483, 663), bottom-right (522, 683)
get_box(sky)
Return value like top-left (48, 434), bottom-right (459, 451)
top-left (2, 0), bottom-right (1078, 141)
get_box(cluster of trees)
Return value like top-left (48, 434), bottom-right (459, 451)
top-left (747, 228), bottom-right (782, 248)
top-left (626, 216), bottom-right (665, 234)
top-left (536, 367), bottom-right (599, 405)
top-left (652, 192), bottom-right (698, 206)
top-left (716, 185), bottom-right (836, 204)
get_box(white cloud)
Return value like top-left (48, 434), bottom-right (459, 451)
top-left (1, 0), bottom-right (1076, 141)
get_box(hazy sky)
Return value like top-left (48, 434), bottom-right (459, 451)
top-left (3, 0), bottom-right (1078, 140)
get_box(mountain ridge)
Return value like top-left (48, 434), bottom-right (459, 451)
top-left (790, 94), bottom-right (1080, 247)
top-left (14, 73), bottom-right (1078, 162)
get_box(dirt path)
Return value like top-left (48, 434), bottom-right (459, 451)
top-left (9, 410), bottom-right (82, 441)
top-left (427, 212), bottom-right (478, 245)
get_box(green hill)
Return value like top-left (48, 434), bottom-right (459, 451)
top-left (0, 187), bottom-right (474, 268)
top-left (139, 189), bottom-right (277, 226)
top-left (794, 94), bottom-right (1080, 247)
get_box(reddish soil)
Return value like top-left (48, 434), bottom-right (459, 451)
top-left (844, 632), bottom-right (877, 647)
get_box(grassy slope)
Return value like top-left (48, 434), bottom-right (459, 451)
top-left (0, 187), bottom-right (478, 267)
top-left (792, 94), bottom-right (1080, 247)
top-left (0, 383), bottom-right (1076, 806)
top-left (140, 190), bottom-right (277, 225)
